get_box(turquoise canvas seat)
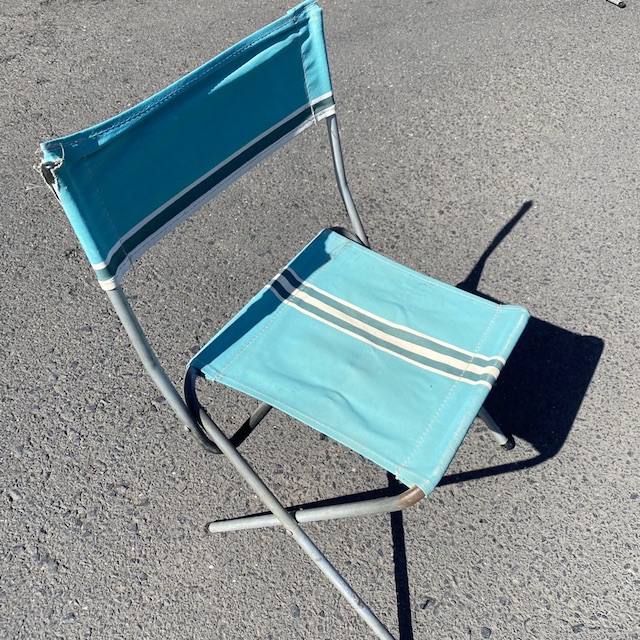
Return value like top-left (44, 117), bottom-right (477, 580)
top-left (190, 228), bottom-right (528, 495)
top-left (38, 2), bottom-right (529, 638)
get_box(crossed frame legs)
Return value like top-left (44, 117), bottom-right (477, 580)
top-left (185, 367), bottom-right (397, 639)
top-left (203, 409), bottom-right (511, 530)
top-left (107, 283), bottom-right (515, 639)
top-left (201, 405), bottom-right (511, 533)
top-left (184, 366), bottom-right (516, 639)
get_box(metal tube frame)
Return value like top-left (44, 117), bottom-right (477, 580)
top-left (184, 366), bottom-right (395, 639)
top-left (106, 287), bottom-right (219, 453)
top-left (477, 406), bottom-right (516, 450)
top-left (101, 112), bottom-right (515, 640)
top-left (107, 286), bottom-right (276, 454)
top-left (207, 486), bottom-right (425, 533)
top-left (326, 114), bottom-right (370, 247)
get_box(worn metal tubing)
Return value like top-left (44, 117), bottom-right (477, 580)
top-left (326, 114), bottom-right (370, 248)
top-left (106, 287), bottom-right (220, 453)
top-left (208, 486), bottom-right (425, 533)
top-left (198, 407), bottom-right (395, 639)
top-left (477, 406), bottom-right (508, 446)
top-left (230, 401), bottom-right (272, 448)
top-left (184, 367), bottom-right (271, 449)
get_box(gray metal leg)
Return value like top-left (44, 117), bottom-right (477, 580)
top-left (106, 286), bottom-right (221, 453)
top-left (208, 486), bottom-right (424, 532)
top-left (477, 406), bottom-right (515, 450)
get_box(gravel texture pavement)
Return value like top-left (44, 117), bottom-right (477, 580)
top-left (1, 0), bottom-right (638, 638)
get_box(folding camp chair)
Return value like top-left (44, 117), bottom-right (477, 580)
top-left (38, 2), bottom-right (529, 637)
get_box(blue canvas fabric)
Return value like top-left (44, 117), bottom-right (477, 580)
top-left (190, 230), bottom-right (529, 494)
top-left (39, 0), bottom-right (333, 290)
top-left (39, 0), bottom-right (530, 496)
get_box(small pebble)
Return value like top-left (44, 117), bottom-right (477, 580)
top-left (290, 603), bottom-right (301, 618)
top-left (481, 627), bottom-right (492, 638)
top-left (45, 559), bottom-right (59, 573)
top-left (26, 546), bottom-right (41, 562)
top-left (8, 545), bottom-right (24, 560)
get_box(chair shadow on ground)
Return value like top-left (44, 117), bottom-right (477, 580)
top-left (389, 200), bottom-right (604, 638)
top-left (446, 200), bottom-right (605, 486)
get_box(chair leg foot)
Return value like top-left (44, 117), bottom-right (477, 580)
top-left (477, 406), bottom-right (516, 450)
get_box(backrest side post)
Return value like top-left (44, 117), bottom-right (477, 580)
top-left (105, 286), bottom-right (218, 452)
top-left (326, 114), bottom-right (370, 247)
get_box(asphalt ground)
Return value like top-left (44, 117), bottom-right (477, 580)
top-left (1, 0), bottom-right (639, 638)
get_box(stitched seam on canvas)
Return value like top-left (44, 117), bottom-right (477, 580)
top-left (62, 18), bottom-right (302, 146)
top-left (297, 25), bottom-right (314, 120)
top-left (502, 308), bottom-right (529, 354)
top-left (82, 153), bottom-right (134, 277)
top-left (393, 373), bottom-right (460, 479)
top-left (395, 303), bottom-right (502, 476)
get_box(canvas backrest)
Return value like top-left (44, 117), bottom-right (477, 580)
top-left (39, 0), bottom-right (334, 291)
